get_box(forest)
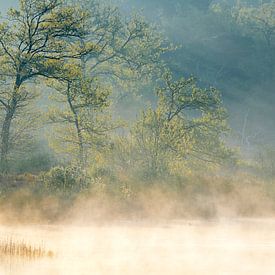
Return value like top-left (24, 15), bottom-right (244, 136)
top-left (0, 0), bottom-right (274, 222)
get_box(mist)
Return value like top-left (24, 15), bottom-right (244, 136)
top-left (119, 0), bottom-right (275, 149)
top-left (0, 0), bottom-right (274, 274)
top-left (1, 220), bottom-right (275, 275)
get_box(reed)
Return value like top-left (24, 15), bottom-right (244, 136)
top-left (0, 238), bottom-right (54, 259)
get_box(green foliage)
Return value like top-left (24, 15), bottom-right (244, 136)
top-left (40, 165), bottom-right (87, 196)
top-left (130, 71), bottom-right (235, 178)
top-left (0, 0), bottom-right (89, 79)
top-left (0, 0), bottom-right (273, 221)
top-left (0, 0), bottom-right (91, 172)
top-left (232, 2), bottom-right (275, 45)
top-left (0, 0), bottom-right (247, 194)
top-left (45, 0), bottom-right (167, 165)
top-left (79, 0), bottom-right (169, 85)
top-left (46, 67), bottom-right (119, 164)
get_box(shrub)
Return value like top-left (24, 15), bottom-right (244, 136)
top-left (40, 165), bottom-right (87, 196)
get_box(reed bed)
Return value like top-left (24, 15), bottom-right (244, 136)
top-left (0, 238), bottom-right (54, 259)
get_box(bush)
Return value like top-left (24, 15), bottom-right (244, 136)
top-left (39, 165), bottom-right (87, 196)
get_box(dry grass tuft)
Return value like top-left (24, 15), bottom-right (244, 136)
top-left (0, 238), bottom-right (54, 259)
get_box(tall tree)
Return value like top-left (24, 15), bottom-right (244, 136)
top-left (131, 71), bottom-right (233, 177)
top-left (47, 63), bottom-right (114, 166)
top-left (47, 0), bottom-right (168, 165)
top-left (0, 0), bottom-right (90, 172)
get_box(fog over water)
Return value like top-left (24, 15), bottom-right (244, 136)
top-left (1, 219), bottom-right (275, 275)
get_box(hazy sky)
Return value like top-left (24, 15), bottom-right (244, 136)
top-left (0, 0), bottom-right (17, 13)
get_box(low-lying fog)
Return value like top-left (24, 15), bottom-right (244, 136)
top-left (1, 219), bottom-right (275, 274)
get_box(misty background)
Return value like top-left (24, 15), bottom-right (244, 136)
top-left (121, 0), bottom-right (275, 153)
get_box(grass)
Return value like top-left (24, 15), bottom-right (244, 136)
top-left (0, 238), bottom-right (54, 259)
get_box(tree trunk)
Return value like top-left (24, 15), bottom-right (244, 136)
top-left (66, 83), bottom-right (85, 167)
top-left (0, 82), bottom-right (20, 173)
top-left (74, 115), bottom-right (85, 166)
top-left (0, 109), bottom-right (15, 173)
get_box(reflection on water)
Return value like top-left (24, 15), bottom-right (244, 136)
top-left (1, 219), bottom-right (275, 275)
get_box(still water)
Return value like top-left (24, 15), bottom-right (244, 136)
top-left (0, 219), bottom-right (275, 275)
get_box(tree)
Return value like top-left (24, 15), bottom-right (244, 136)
top-left (232, 1), bottom-right (275, 74)
top-left (47, 63), bottom-right (116, 166)
top-left (46, 0), bottom-right (168, 166)
top-left (233, 1), bottom-right (275, 49)
top-left (131, 71), bottom-right (234, 177)
top-left (76, 0), bottom-right (168, 89)
top-left (0, 0), bottom-right (91, 172)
